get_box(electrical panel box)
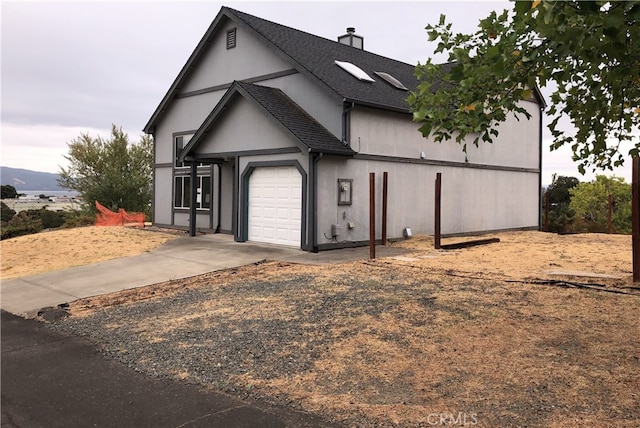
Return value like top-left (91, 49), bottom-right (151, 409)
top-left (337, 178), bottom-right (352, 205)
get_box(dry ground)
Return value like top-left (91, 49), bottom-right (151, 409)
top-left (0, 226), bottom-right (178, 279)
top-left (5, 227), bottom-right (639, 426)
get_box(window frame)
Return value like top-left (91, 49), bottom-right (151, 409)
top-left (173, 174), bottom-right (212, 210)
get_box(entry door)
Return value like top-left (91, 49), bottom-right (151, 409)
top-left (248, 166), bottom-right (301, 246)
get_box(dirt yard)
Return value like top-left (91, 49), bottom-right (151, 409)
top-left (0, 226), bottom-right (178, 279)
top-left (5, 227), bottom-right (639, 426)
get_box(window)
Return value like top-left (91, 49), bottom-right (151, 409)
top-left (226, 28), bottom-right (237, 49)
top-left (374, 71), bottom-right (408, 91)
top-left (174, 175), bottom-right (211, 209)
top-left (174, 134), bottom-right (195, 168)
top-left (334, 60), bottom-right (375, 82)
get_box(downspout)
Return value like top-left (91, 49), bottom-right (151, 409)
top-left (341, 100), bottom-right (355, 146)
top-left (216, 164), bottom-right (222, 233)
top-left (189, 160), bottom-right (197, 236)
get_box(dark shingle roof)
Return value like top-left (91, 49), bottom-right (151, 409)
top-left (180, 81), bottom-right (354, 160)
top-left (144, 7), bottom-right (543, 134)
top-left (144, 7), bottom-right (427, 133)
top-left (226, 7), bottom-right (419, 112)
top-left (236, 82), bottom-right (353, 155)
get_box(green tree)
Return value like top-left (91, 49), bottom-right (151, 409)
top-left (58, 125), bottom-right (153, 218)
top-left (569, 175), bottom-right (632, 234)
top-left (1, 185), bottom-right (19, 199)
top-left (1, 201), bottom-right (16, 222)
top-left (408, 1), bottom-right (640, 174)
top-left (546, 175), bottom-right (579, 233)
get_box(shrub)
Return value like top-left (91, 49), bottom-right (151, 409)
top-left (61, 210), bottom-right (95, 228)
top-left (1, 202), bottom-right (16, 222)
top-left (41, 210), bottom-right (65, 229)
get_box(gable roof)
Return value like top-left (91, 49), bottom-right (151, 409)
top-left (179, 81), bottom-right (354, 161)
top-left (144, 6), bottom-right (424, 134)
top-left (144, 6), bottom-right (545, 134)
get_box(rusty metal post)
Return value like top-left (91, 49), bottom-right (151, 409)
top-left (434, 172), bottom-right (441, 249)
top-left (369, 172), bottom-right (376, 259)
top-left (544, 191), bottom-right (550, 232)
top-left (382, 171), bottom-right (388, 246)
top-left (633, 157), bottom-right (639, 282)
top-left (607, 194), bottom-right (613, 234)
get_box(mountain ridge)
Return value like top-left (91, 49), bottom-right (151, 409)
top-left (1, 166), bottom-right (67, 191)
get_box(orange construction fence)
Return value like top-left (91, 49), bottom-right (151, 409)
top-left (95, 201), bottom-right (145, 227)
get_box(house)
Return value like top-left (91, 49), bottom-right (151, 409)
top-left (143, 6), bottom-right (544, 251)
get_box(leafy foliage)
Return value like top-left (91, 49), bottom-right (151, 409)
top-left (545, 175), bottom-right (579, 233)
top-left (58, 125), bottom-right (153, 218)
top-left (1, 209), bottom-right (44, 240)
top-left (547, 175), bottom-right (579, 205)
top-left (408, 1), bottom-right (640, 173)
top-left (1, 185), bottom-right (19, 199)
top-left (40, 210), bottom-right (65, 229)
top-left (569, 176), bottom-right (632, 234)
top-left (1, 202), bottom-right (16, 223)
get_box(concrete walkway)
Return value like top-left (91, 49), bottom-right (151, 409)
top-left (1, 233), bottom-right (407, 317)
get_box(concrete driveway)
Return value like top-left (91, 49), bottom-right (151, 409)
top-left (1, 233), bottom-right (407, 317)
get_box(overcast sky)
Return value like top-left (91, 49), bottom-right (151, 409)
top-left (1, 0), bottom-right (634, 185)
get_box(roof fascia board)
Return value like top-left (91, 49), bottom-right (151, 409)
top-left (345, 98), bottom-right (411, 115)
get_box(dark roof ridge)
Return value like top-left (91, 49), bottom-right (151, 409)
top-left (223, 6), bottom-right (419, 69)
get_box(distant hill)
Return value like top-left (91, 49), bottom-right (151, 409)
top-left (1, 166), bottom-right (68, 192)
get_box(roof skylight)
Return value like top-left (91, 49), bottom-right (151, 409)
top-left (335, 60), bottom-right (375, 82)
top-left (374, 71), bottom-right (408, 91)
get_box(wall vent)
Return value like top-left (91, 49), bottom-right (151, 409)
top-left (226, 28), bottom-right (237, 49)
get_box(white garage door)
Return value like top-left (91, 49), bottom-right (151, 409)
top-left (248, 166), bottom-right (302, 247)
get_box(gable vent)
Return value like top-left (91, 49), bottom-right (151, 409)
top-left (374, 71), bottom-right (408, 91)
top-left (335, 60), bottom-right (375, 82)
top-left (226, 28), bottom-right (237, 49)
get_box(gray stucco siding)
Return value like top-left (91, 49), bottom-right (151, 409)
top-left (315, 157), bottom-right (539, 245)
top-left (350, 101), bottom-right (541, 170)
top-left (153, 91), bottom-right (225, 164)
top-left (181, 21), bottom-right (292, 94)
top-left (153, 166), bottom-right (173, 225)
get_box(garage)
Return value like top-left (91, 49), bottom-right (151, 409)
top-left (248, 166), bottom-right (302, 247)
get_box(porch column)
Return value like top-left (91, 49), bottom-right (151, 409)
top-left (189, 160), bottom-right (197, 236)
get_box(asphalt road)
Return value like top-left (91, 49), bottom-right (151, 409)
top-left (0, 310), bottom-right (337, 428)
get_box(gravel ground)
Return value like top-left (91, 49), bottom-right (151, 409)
top-left (48, 258), bottom-right (640, 427)
top-left (51, 269), bottom-right (426, 419)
